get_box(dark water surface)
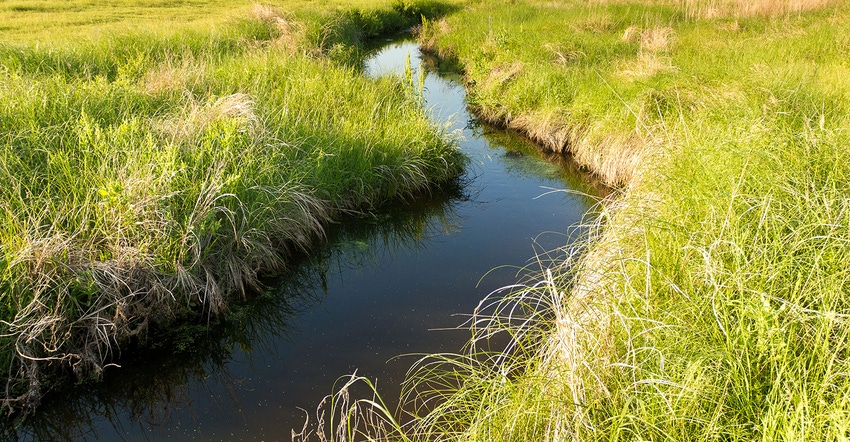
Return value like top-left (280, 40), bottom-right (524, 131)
top-left (10, 40), bottom-right (603, 441)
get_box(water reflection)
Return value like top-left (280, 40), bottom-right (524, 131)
top-left (6, 190), bottom-right (466, 440)
top-left (6, 39), bottom-right (605, 440)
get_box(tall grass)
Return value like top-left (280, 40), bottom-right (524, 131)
top-left (0, 1), bottom-right (464, 412)
top-left (416, 0), bottom-right (849, 187)
top-left (301, 0), bottom-right (850, 440)
top-left (8, 188), bottom-right (464, 440)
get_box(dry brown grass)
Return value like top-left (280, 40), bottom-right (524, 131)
top-left (546, 43), bottom-right (586, 66)
top-left (478, 107), bottom-right (654, 187)
top-left (509, 111), bottom-right (585, 154)
top-left (142, 58), bottom-right (203, 96)
top-left (249, 3), bottom-right (305, 52)
top-left (639, 27), bottom-right (675, 52)
top-left (715, 20), bottom-right (741, 31)
top-left (572, 13), bottom-right (615, 33)
top-left (617, 26), bottom-right (678, 80)
top-left (481, 62), bottom-right (525, 92)
top-left (547, 0), bottom-right (841, 17)
top-left (623, 26), bottom-right (675, 51)
top-left (679, 0), bottom-right (843, 18)
top-left (471, 91), bottom-right (652, 187)
top-left (155, 93), bottom-right (261, 143)
top-left (618, 52), bottom-right (678, 80)
top-left (621, 25), bottom-right (642, 43)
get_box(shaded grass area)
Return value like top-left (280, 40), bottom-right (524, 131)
top-left (302, 0), bottom-right (850, 441)
top-left (0, 1), bottom-right (464, 413)
top-left (6, 187), bottom-right (465, 440)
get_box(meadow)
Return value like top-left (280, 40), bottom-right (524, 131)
top-left (0, 0), bottom-right (464, 412)
top-left (310, 0), bottom-right (850, 441)
top-left (4, 0), bottom-right (850, 439)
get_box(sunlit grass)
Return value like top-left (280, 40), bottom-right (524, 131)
top-left (370, 0), bottom-right (850, 441)
top-left (0, 0), bottom-right (463, 44)
top-left (0, 0), bottom-right (464, 412)
top-left (417, 0), bottom-right (850, 187)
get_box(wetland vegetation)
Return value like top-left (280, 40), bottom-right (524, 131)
top-left (0, 0), bottom-right (463, 413)
top-left (3, 0), bottom-right (850, 440)
top-left (373, 1), bottom-right (850, 441)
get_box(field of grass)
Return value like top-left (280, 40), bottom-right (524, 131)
top-left (0, 0), bottom-right (464, 412)
top-left (0, 0), bottom-right (455, 44)
top-left (311, 0), bottom-right (850, 440)
top-left (5, 0), bottom-right (850, 438)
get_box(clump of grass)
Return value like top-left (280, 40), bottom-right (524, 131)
top-left (0, 0), bottom-right (463, 413)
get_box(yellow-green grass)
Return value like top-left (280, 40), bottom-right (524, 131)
top-left (417, 0), bottom-right (849, 187)
top-left (0, 0), bottom-right (464, 412)
top-left (332, 0), bottom-right (850, 441)
top-left (0, 0), bottom-right (462, 44)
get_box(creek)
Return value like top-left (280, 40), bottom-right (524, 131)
top-left (8, 39), bottom-right (604, 441)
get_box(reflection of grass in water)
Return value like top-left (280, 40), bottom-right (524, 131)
top-left (6, 289), bottom-right (301, 441)
top-left (476, 121), bottom-right (612, 202)
top-left (295, 211), bottom-right (603, 442)
top-left (4, 185), bottom-right (465, 440)
top-left (421, 40), bottom-right (612, 204)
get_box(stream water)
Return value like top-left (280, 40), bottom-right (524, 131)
top-left (8, 39), bottom-right (604, 441)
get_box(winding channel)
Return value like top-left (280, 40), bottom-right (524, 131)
top-left (11, 39), bottom-right (604, 441)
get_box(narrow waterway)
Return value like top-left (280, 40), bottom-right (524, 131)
top-left (9, 39), bottom-right (604, 441)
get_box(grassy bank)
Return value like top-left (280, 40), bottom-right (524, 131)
top-left (315, 0), bottom-right (850, 440)
top-left (0, 0), bottom-right (464, 412)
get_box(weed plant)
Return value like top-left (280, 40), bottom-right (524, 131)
top-left (0, 0), bottom-right (464, 412)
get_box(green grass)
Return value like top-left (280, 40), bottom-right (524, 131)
top-left (6, 0), bottom-right (850, 437)
top-left (0, 0), bottom-right (464, 412)
top-left (0, 0), bottom-right (459, 44)
top-left (321, 0), bottom-right (850, 441)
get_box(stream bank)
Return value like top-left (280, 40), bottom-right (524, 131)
top-left (7, 38), bottom-right (603, 441)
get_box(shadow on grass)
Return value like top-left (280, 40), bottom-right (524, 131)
top-left (2, 183), bottom-right (466, 441)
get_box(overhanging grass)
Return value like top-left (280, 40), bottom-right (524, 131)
top-left (0, 1), bottom-right (464, 412)
top-left (365, 0), bottom-right (850, 441)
